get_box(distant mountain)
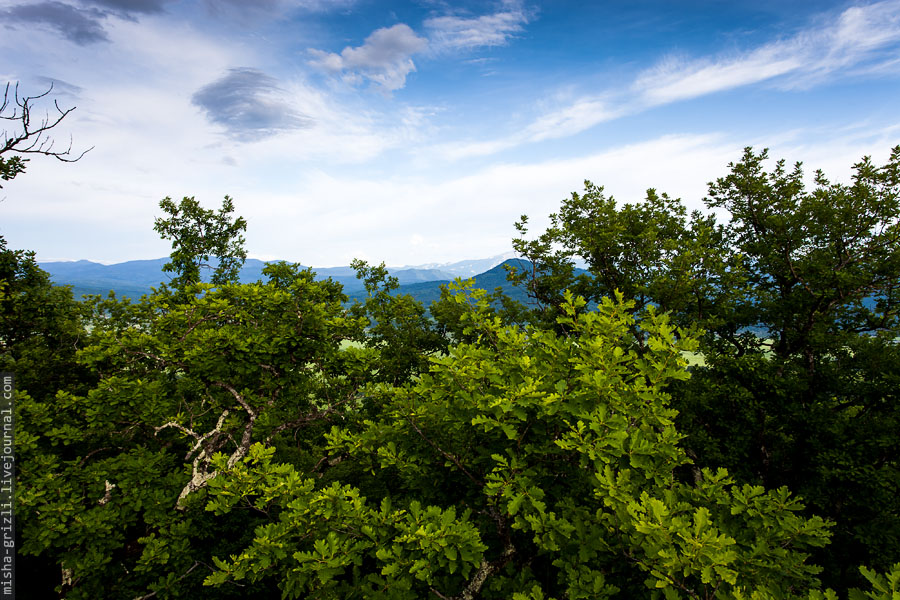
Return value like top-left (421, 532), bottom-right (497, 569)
top-left (39, 257), bottom-right (456, 300)
top-left (306, 265), bottom-right (456, 291)
top-left (347, 258), bottom-right (539, 307)
top-left (40, 254), bottom-right (587, 309)
top-left (40, 258), bottom-right (173, 299)
top-left (395, 251), bottom-right (520, 278)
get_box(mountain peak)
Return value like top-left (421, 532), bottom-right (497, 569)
top-left (395, 251), bottom-right (520, 278)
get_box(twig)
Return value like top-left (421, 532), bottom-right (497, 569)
top-left (132, 561), bottom-right (201, 600)
top-left (406, 415), bottom-right (482, 487)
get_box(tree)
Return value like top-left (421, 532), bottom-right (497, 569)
top-left (348, 259), bottom-right (449, 384)
top-left (0, 237), bottom-right (91, 399)
top-left (1, 81), bottom-right (96, 595)
top-left (17, 147), bottom-right (900, 598)
top-left (203, 286), bottom-right (838, 599)
top-left (1, 82), bottom-right (91, 188)
top-left (0, 81), bottom-right (94, 389)
top-left (509, 184), bottom-right (746, 345)
top-left (679, 148), bottom-right (900, 589)
top-left (508, 147), bottom-right (900, 591)
top-left (153, 195), bottom-right (248, 292)
top-left (0, 83), bottom-right (90, 386)
top-left (15, 200), bottom-right (370, 598)
top-left (0, 80), bottom-right (94, 391)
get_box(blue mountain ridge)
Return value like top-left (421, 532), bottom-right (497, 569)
top-left (360, 258), bottom-right (537, 306)
top-left (38, 256), bottom-right (508, 300)
top-left (40, 257), bottom-right (877, 331)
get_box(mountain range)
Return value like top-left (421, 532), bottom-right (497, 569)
top-left (38, 253), bottom-right (529, 304)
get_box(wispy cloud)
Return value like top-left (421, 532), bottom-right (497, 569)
top-left (440, 0), bottom-right (900, 161)
top-left (633, 49), bottom-right (802, 106)
top-left (633, 0), bottom-right (900, 105)
top-left (425, 3), bottom-right (529, 51)
top-left (283, 0), bottom-right (356, 11)
top-left (191, 68), bottom-right (313, 141)
top-left (33, 76), bottom-right (83, 98)
top-left (308, 23), bottom-right (427, 91)
top-left (523, 97), bottom-right (619, 142)
top-left (435, 96), bottom-right (619, 160)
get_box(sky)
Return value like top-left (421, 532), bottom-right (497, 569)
top-left (1, 0), bottom-right (899, 267)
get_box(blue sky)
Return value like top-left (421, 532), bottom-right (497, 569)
top-left (2, 0), bottom-right (899, 266)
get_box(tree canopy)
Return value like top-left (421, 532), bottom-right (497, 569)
top-left (9, 148), bottom-right (900, 599)
top-left (509, 146), bottom-right (900, 592)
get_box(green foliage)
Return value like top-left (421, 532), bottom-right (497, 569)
top-left (848, 564), bottom-right (900, 600)
top-left (16, 226), bottom-right (369, 597)
top-left (348, 259), bottom-right (448, 384)
top-left (203, 285), bottom-right (834, 599)
top-left (430, 276), bottom-right (531, 344)
top-left (703, 147), bottom-right (900, 358)
top-left (510, 184), bottom-right (744, 342)
top-left (0, 236), bottom-right (91, 399)
top-left (0, 154), bottom-right (26, 186)
top-left (154, 195), bottom-right (248, 291)
top-left (16, 147), bottom-right (900, 598)
top-left (511, 146), bottom-right (900, 591)
top-left (204, 443), bottom-right (487, 599)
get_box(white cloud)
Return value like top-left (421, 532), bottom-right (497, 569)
top-left (433, 1), bottom-right (900, 162)
top-left (434, 137), bottom-right (519, 161)
top-left (232, 133), bottom-right (742, 267)
top-left (433, 96), bottom-right (619, 160)
top-left (0, 9), bottom-right (448, 263)
top-left (305, 3), bottom-right (532, 91)
top-left (633, 0), bottom-right (900, 104)
top-left (633, 48), bottom-right (802, 106)
top-left (308, 23), bottom-right (427, 91)
top-left (523, 97), bottom-right (620, 142)
top-left (282, 0), bottom-right (355, 11)
top-left (425, 4), bottom-right (529, 51)
top-left (10, 117), bottom-right (899, 268)
top-left (6, 0), bottom-right (900, 271)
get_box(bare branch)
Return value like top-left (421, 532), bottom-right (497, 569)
top-left (1, 81), bottom-right (92, 170)
top-left (161, 408), bottom-right (232, 510)
top-left (433, 533), bottom-right (515, 600)
top-left (213, 381), bottom-right (257, 419)
top-left (167, 383), bottom-right (261, 509)
top-left (312, 453), bottom-right (345, 478)
top-left (452, 549), bottom-right (514, 600)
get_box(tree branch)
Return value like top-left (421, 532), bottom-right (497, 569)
top-left (406, 415), bottom-right (483, 487)
top-left (1, 82), bottom-right (92, 162)
top-left (132, 562), bottom-right (202, 600)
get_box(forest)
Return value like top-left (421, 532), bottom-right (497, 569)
top-left (2, 89), bottom-right (900, 598)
